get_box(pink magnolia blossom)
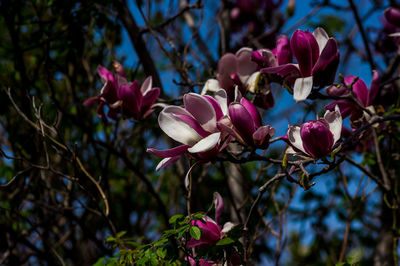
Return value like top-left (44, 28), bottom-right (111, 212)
top-left (262, 27), bottom-right (340, 102)
top-left (217, 47), bottom-right (259, 98)
top-left (220, 96), bottom-right (275, 149)
top-left (215, 47), bottom-right (275, 109)
top-left (385, 7), bottom-right (400, 29)
top-left (284, 106), bottom-right (342, 158)
top-left (84, 62), bottom-right (160, 120)
top-left (325, 71), bottom-right (380, 128)
top-left (251, 35), bottom-right (292, 68)
top-left (147, 90), bottom-right (229, 171)
top-left (186, 193), bottom-right (240, 266)
top-left (186, 256), bottom-right (214, 266)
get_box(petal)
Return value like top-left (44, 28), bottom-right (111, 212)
top-left (325, 99), bottom-right (354, 118)
top-left (229, 103), bottom-right (256, 144)
top-left (293, 76), bottom-right (313, 102)
top-left (217, 117), bottom-right (244, 143)
top-left (141, 87), bottom-right (160, 110)
top-left (291, 30), bottom-right (317, 77)
top-left (324, 105), bottom-right (343, 144)
top-left (300, 121), bottom-right (334, 158)
top-left (83, 97), bottom-right (99, 106)
top-left (312, 38), bottom-right (339, 74)
top-left (368, 70), bottom-right (380, 106)
top-left (173, 113), bottom-right (210, 137)
top-left (276, 35), bottom-right (292, 65)
top-left (261, 63), bottom-right (300, 77)
top-left (187, 132), bottom-right (221, 153)
top-left (214, 89), bottom-right (228, 116)
top-left (345, 75), bottom-right (368, 106)
top-left (155, 156), bottom-right (181, 171)
top-left (147, 144), bottom-right (190, 158)
top-left (252, 125), bottom-right (275, 149)
top-left (236, 47), bottom-right (258, 83)
top-left (140, 76), bottom-right (153, 95)
top-left (184, 93), bottom-right (217, 132)
top-left (113, 61), bottom-right (128, 86)
top-left (97, 65), bottom-right (115, 84)
top-left (217, 53), bottom-right (238, 90)
top-left (325, 85), bottom-right (348, 97)
top-left (251, 49), bottom-right (277, 68)
top-left (287, 125), bottom-right (307, 154)
top-left (214, 192), bottom-right (224, 224)
top-left (246, 71), bottom-right (263, 93)
top-left (385, 7), bottom-right (400, 27)
top-left (240, 97), bottom-right (262, 128)
top-left (119, 82), bottom-right (141, 115)
top-left (304, 30), bottom-right (320, 65)
top-left (159, 106), bottom-right (202, 145)
top-left (313, 27), bottom-right (329, 54)
top-left (201, 79), bottom-right (221, 95)
top-left (203, 95), bottom-right (224, 120)
top-left (221, 222), bottom-right (235, 234)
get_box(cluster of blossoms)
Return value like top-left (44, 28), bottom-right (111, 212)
top-left (84, 62), bottom-right (160, 121)
top-left (83, 26), bottom-right (389, 161)
top-left (146, 88), bottom-right (275, 171)
top-left (83, 23), bottom-right (392, 263)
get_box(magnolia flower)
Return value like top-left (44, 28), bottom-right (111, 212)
top-left (285, 106), bottom-right (342, 158)
top-left (262, 27), bottom-right (340, 102)
top-left (147, 90), bottom-right (229, 171)
top-left (251, 35), bottom-right (292, 69)
top-left (325, 71), bottom-right (380, 127)
top-left (186, 193), bottom-right (239, 266)
top-left (84, 62), bottom-right (160, 120)
top-left (83, 64), bottom-right (121, 120)
top-left (119, 76), bottom-right (160, 120)
top-left (186, 257), bottom-right (214, 266)
top-left (217, 47), bottom-right (259, 98)
top-left (220, 96), bottom-right (275, 149)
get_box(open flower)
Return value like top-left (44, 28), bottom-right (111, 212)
top-left (147, 90), bottom-right (229, 171)
top-left (118, 76), bottom-right (160, 120)
top-left (251, 35), bottom-right (292, 69)
top-left (84, 62), bottom-right (160, 120)
top-left (262, 27), bottom-right (340, 102)
top-left (83, 64), bottom-right (121, 120)
top-left (186, 192), bottom-right (239, 265)
top-left (285, 106), bottom-right (342, 158)
top-left (325, 71), bottom-right (380, 128)
top-left (217, 47), bottom-right (259, 99)
top-left (220, 97), bottom-right (275, 149)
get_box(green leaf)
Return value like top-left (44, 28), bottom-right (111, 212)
top-left (216, 237), bottom-right (235, 246)
top-left (106, 236), bottom-right (115, 242)
top-left (117, 231), bottom-right (127, 238)
top-left (169, 214), bottom-right (183, 224)
top-left (93, 257), bottom-right (106, 266)
top-left (156, 247), bottom-right (167, 259)
top-left (153, 238), bottom-right (168, 247)
top-left (189, 226), bottom-right (201, 240)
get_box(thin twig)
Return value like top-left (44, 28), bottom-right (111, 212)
top-left (348, 0), bottom-right (375, 70)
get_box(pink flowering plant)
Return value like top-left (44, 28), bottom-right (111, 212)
top-left (5, 1), bottom-right (400, 266)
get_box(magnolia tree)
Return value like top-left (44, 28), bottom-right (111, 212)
top-left (1, 0), bottom-right (400, 265)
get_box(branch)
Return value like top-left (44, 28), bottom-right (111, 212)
top-left (348, 0), bottom-right (375, 70)
top-left (116, 0), bottom-right (164, 94)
